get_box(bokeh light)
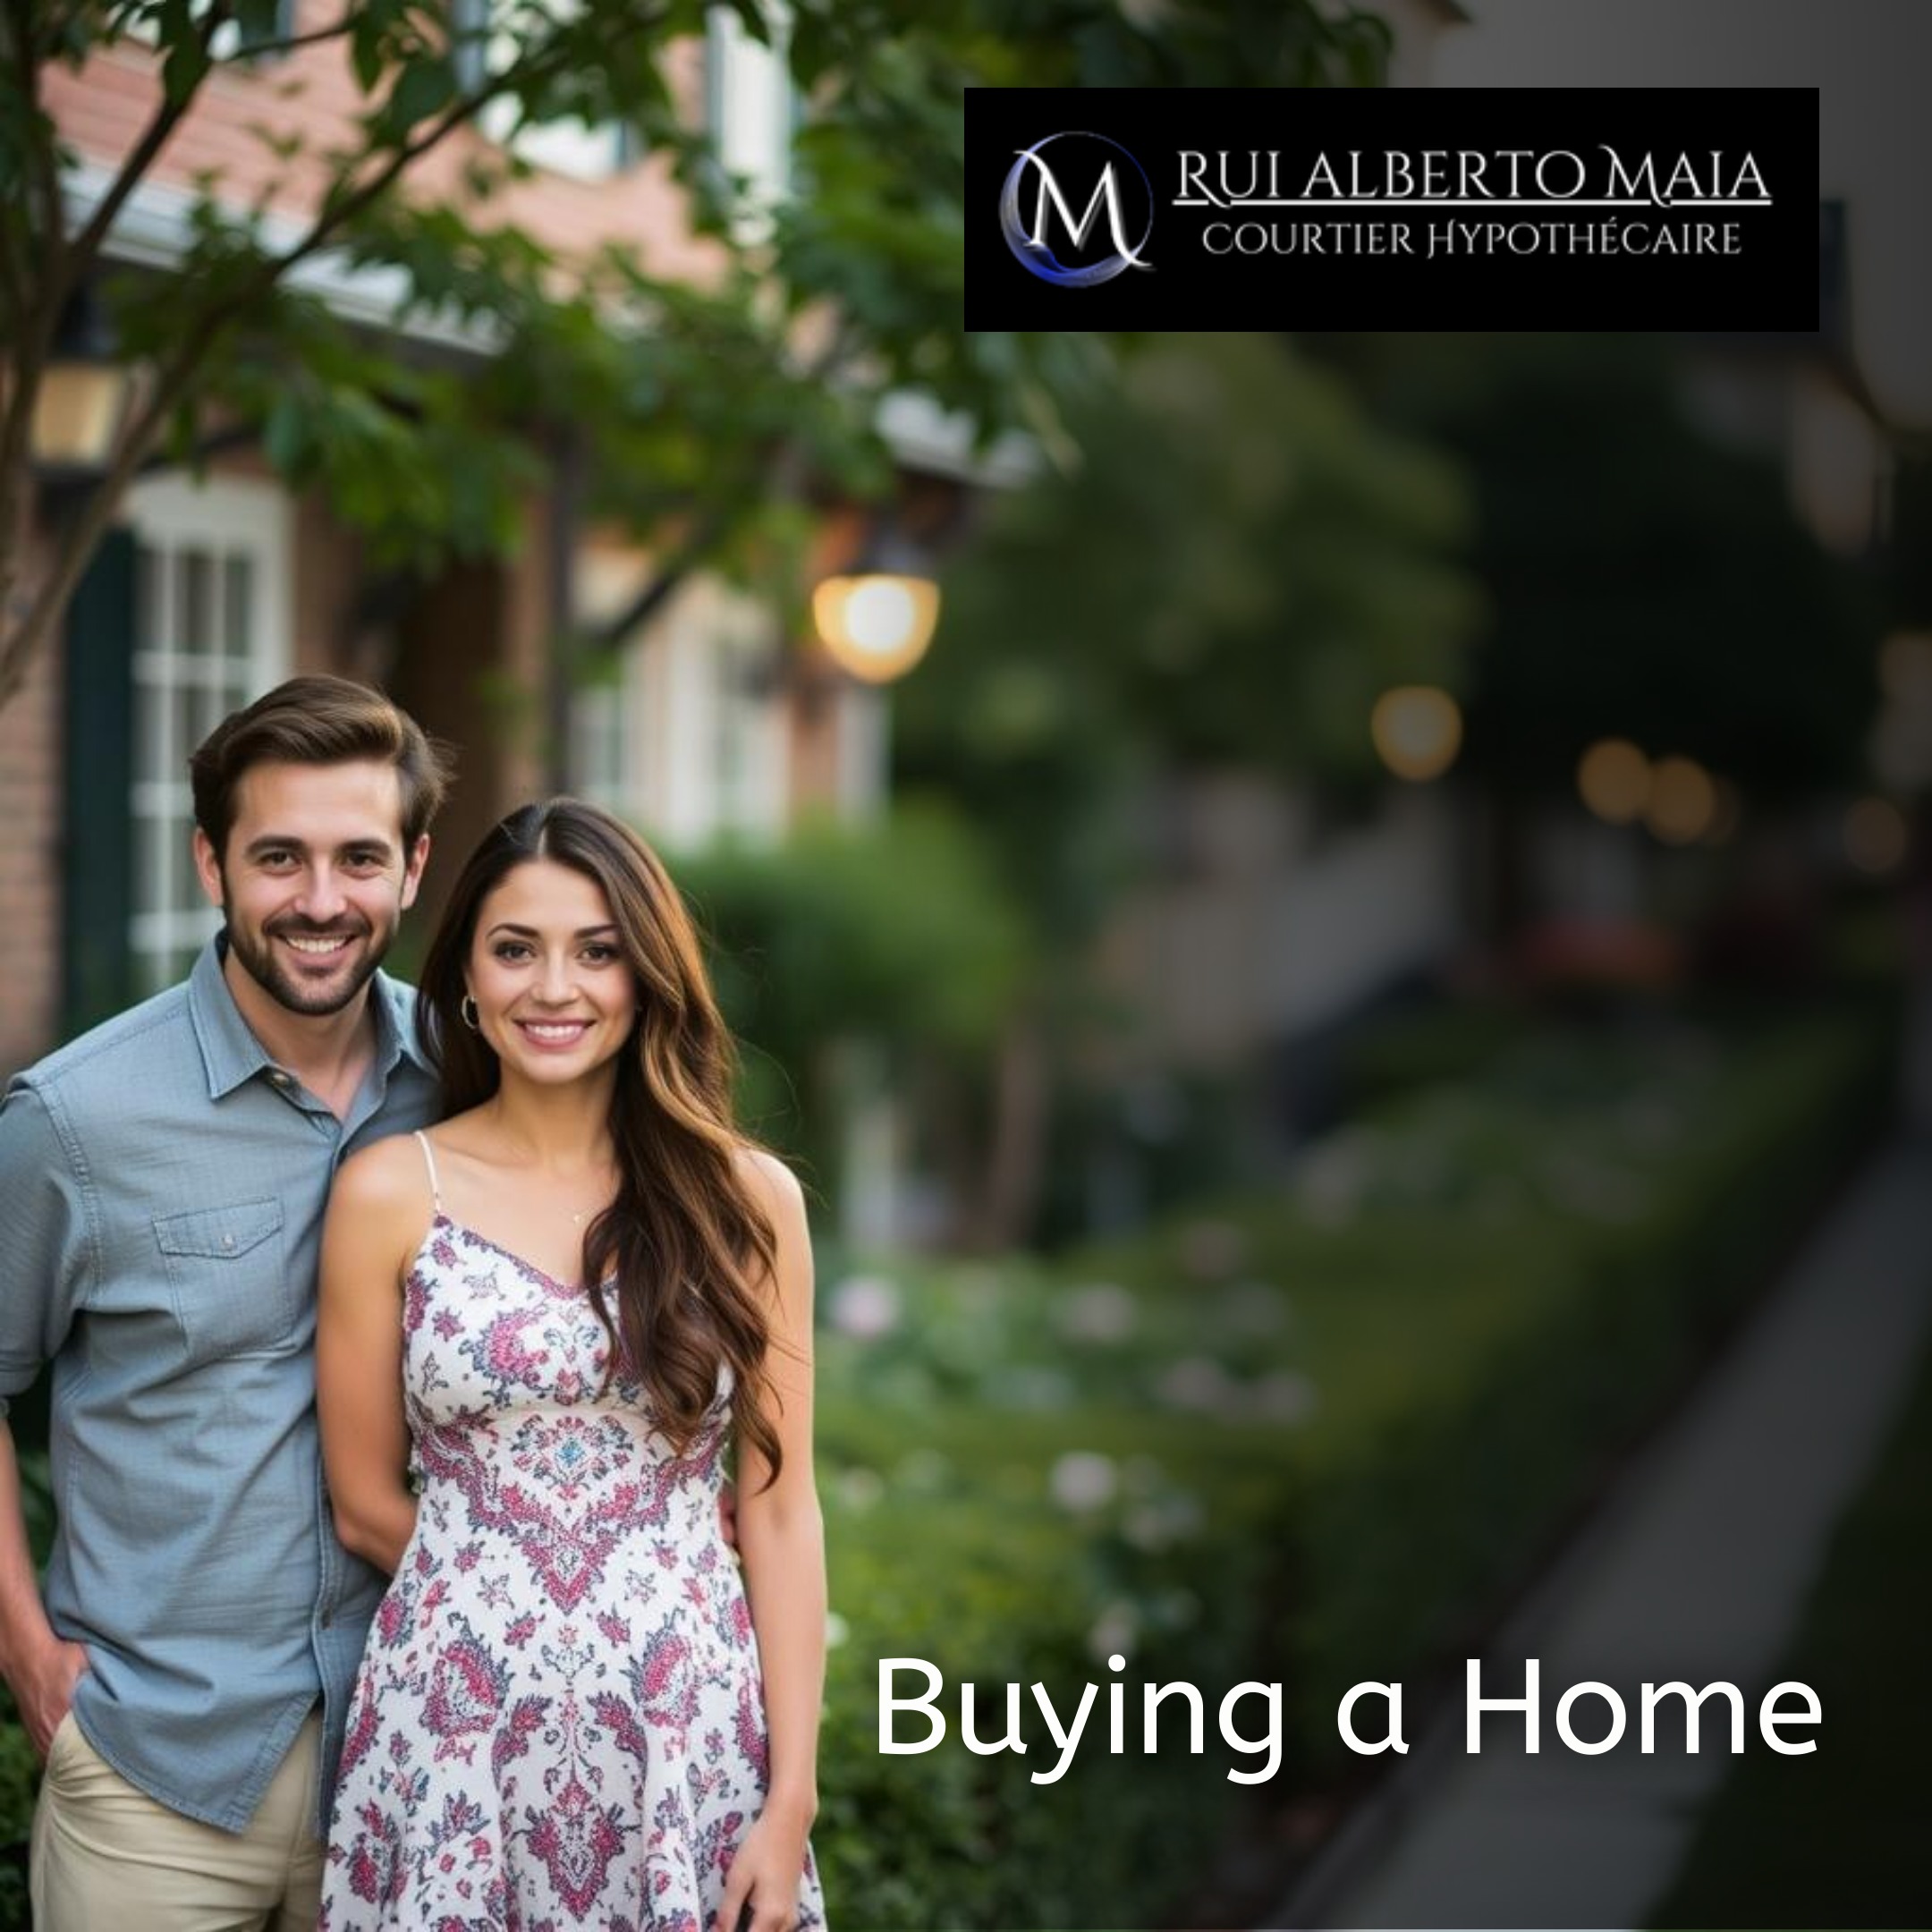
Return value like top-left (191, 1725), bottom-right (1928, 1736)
top-left (1577, 738), bottom-right (1649, 825)
top-left (1370, 685), bottom-right (1462, 782)
top-left (1644, 756), bottom-right (1717, 845)
top-left (1843, 796), bottom-right (1910, 875)
top-left (812, 573), bottom-right (940, 683)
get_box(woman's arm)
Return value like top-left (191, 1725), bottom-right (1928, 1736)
top-left (316, 1136), bottom-right (428, 1575)
top-left (718, 1148), bottom-right (825, 1932)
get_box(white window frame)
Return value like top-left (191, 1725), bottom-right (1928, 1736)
top-left (705, 2), bottom-right (795, 229)
top-left (124, 472), bottom-right (292, 992)
top-left (568, 652), bottom-right (637, 814)
top-left (657, 576), bottom-right (787, 848)
top-left (572, 555), bottom-right (788, 849)
top-left (461, 0), bottom-right (642, 183)
top-left (125, 0), bottom-right (300, 63)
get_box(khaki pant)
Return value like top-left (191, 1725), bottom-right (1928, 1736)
top-left (31, 1708), bottom-right (325, 1932)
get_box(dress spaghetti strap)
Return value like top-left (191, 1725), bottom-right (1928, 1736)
top-left (412, 1130), bottom-right (445, 1216)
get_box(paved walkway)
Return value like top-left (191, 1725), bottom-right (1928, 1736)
top-left (1272, 1010), bottom-right (1932, 1928)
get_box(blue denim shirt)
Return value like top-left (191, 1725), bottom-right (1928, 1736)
top-left (0, 938), bottom-right (437, 1833)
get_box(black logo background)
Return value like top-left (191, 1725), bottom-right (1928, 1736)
top-left (966, 89), bottom-right (1818, 331)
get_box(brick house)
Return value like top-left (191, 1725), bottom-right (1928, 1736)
top-left (0, 6), bottom-right (977, 1080)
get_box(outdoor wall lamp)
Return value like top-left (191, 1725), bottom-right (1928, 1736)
top-left (811, 529), bottom-right (940, 684)
top-left (30, 288), bottom-right (137, 479)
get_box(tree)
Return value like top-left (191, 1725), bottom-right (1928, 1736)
top-left (0, 0), bottom-right (1393, 713)
top-left (897, 332), bottom-right (1479, 937)
top-left (1298, 330), bottom-right (1885, 948)
top-left (1307, 332), bottom-right (1881, 798)
top-left (889, 332), bottom-right (1480, 1241)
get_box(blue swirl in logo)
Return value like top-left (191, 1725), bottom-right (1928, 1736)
top-left (1000, 131), bottom-right (1155, 287)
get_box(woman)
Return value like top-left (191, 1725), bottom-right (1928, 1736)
top-left (314, 799), bottom-right (825, 1932)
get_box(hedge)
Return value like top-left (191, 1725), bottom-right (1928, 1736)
top-left (808, 1003), bottom-right (1895, 1923)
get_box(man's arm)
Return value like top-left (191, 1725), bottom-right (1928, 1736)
top-left (0, 1083), bottom-right (93, 1755)
top-left (0, 1419), bottom-right (86, 1755)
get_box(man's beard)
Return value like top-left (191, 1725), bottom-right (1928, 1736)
top-left (224, 911), bottom-right (392, 1017)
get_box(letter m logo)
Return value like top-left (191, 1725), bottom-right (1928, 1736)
top-left (999, 134), bottom-right (1154, 285)
top-left (1022, 155), bottom-right (1147, 266)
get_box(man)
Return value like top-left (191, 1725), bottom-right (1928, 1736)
top-left (0, 675), bottom-right (453, 1929)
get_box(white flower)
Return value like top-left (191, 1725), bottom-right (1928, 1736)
top-left (825, 1611), bottom-right (850, 1649)
top-left (829, 1275), bottom-right (902, 1339)
top-left (1154, 1357), bottom-right (1233, 1411)
top-left (1220, 1280), bottom-right (1289, 1336)
top-left (996, 1367), bottom-right (1077, 1411)
top-left (1541, 1156), bottom-right (1648, 1224)
top-left (1121, 1494), bottom-right (1204, 1552)
top-left (1294, 1131), bottom-right (1376, 1226)
top-left (1058, 1284), bottom-right (1139, 1343)
top-left (1249, 1371), bottom-right (1318, 1425)
top-left (1049, 1451), bottom-right (1119, 1513)
top-left (834, 1467), bottom-right (884, 1513)
top-left (1087, 1605), bottom-right (1140, 1662)
top-left (894, 1448), bottom-right (953, 1494)
top-left (1178, 1218), bottom-right (1248, 1280)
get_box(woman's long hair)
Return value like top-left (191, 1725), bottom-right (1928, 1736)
top-left (416, 799), bottom-right (784, 1482)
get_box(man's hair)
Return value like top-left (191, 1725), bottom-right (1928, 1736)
top-left (190, 674), bottom-right (454, 859)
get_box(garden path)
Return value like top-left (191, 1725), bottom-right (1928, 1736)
top-left (1273, 986), bottom-right (1932, 1930)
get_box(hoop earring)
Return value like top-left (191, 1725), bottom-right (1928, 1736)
top-left (460, 995), bottom-right (480, 1032)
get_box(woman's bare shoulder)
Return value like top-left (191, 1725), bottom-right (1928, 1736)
top-left (733, 1143), bottom-right (805, 1220)
top-left (332, 1128), bottom-right (436, 1215)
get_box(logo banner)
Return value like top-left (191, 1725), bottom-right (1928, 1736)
top-left (965, 89), bottom-right (1819, 330)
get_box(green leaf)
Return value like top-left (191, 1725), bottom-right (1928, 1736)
top-left (233, 0), bottom-right (283, 50)
top-left (351, 19), bottom-right (385, 91)
top-left (387, 55), bottom-right (457, 130)
top-left (160, 32), bottom-right (211, 106)
top-left (262, 393), bottom-right (311, 475)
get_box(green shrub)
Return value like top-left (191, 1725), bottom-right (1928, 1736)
top-left (0, 1448), bottom-right (55, 1927)
top-left (675, 800), bottom-right (1033, 1191)
top-left (806, 1004), bottom-right (1893, 1923)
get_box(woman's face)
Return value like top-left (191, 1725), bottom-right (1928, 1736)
top-left (465, 858), bottom-right (638, 1088)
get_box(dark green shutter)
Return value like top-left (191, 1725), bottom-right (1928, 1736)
top-left (61, 525), bottom-right (137, 1038)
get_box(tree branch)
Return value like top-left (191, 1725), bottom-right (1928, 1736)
top-left (223, 12), bottom-right (357, 61)
top-left (588, 508), bottom-right (726, 649)
top-left (9, 0), bottom-right (66, 280)
top-left (265, 26), bottom-right (597, 292)
top-left (0, 14), bottom-right (640, 708)
top-left (0, 205), bottom-right (27, 321)
top-left (64, 2), bottom-right (238, 295)
top-left (0, 1), bottom-right (66, 645)
top-left (587, 318), bottom-right (866, 653)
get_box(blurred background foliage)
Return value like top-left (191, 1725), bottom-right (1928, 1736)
top-left (1304, 331), bottom-right (1884, 798)
top-left (677, 800), bottom-right (1035, 1199)
top-left (897, 332), bottom-right (1481, 934)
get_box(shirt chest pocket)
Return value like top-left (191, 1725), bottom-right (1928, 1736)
top-left (154, 1199), bottom-right (299, 1364)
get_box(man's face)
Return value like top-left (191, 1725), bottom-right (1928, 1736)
top-left (192, 758), bottom-right (429, 1018)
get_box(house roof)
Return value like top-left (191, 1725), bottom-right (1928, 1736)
top-left (67, 158), bottom-right (1031, 487)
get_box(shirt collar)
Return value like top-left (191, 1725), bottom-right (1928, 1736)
top-left (373, 966), bottom-right (434, 1081)
top-left (187, 935), bottom-right (432, 1100)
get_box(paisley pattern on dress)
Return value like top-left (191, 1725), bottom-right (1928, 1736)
top-left (319, 1215), bottom-right (825, 1932)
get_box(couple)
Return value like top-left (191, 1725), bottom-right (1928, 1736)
top-left (0, 676), bottom-right (826, 1932)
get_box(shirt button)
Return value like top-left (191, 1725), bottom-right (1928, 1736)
top-left (221, 1233), bottom-right (236, 1251)
top-left (269, 1070), bottom-right (292, 1089)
